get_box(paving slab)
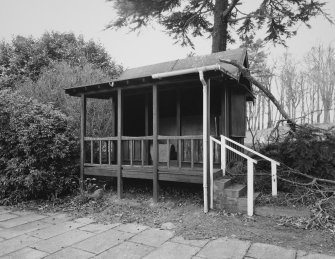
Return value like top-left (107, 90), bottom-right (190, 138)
top-left (197, 237), bottom-right (251, 259)
top-left (143, 241), bottom-right (201, 259)
top-left (114, 223), bottom-right (148, 234)
top-left (30, 229), bottom-right (94, 254)
top-left (0, 213), bottom-right (18, 222)
top-left (0, 214), bottom-right (46, 228)
top-left (10, 210), bottom-right (34, 216)
top-left (247, 243), bottom-right (296, 259)
top-left (41, 213), bottom-right (72, 224)
top-left (73, 217), bottom-right (95, 224)
top-left (44, 247), bottom-right (94, 259)
top-left (29, 220), bottom-right (91, 239)
top-left (0, 234), bottom-right (41, 257)
top-left (0, 220), bottom-right (52, 239)
top-left (1, 247), bottom-right (49, 259)
top-left (129, 228), bottom-right (174, 247)
top-left (95, 241), bottom-right (154, 259)
top-left (79, 222), bottom-right (120, 233)
top-left (297, 250), bottom-right (335, 259)
top-left (171, 236), bottom-right (209, 248)
top-left (72, 229), bottom-right (134, 254)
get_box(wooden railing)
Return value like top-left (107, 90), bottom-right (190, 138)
top-left (84, 135), bottom-right (217, 169)
top-left (84, 137), bottom-right (117, 166)
top-left (158, 135), bottom-right (203, 169)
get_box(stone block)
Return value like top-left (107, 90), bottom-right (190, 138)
top-left (143, 241), bottom-right (200, 259)
top-left (0, 219), bottom-right (52, 239)
top-left (129, 228), bottom-right (174, 247)
top-left (297, 250), bottom-right (335, 259)
top-left (72, 229), bottom-right (134, 254)
top-left (197, 237), bottom-right (251, 259)
top-left (44, 247), bottom-right (94, 259)
top-left (79, 222), bottom-right (120, 233)
top-left (30, 229), bottom-right (94, 253)
top-left (0, 234), bottom-right (41, 257)
top-left (0, 213), bottom-right (18, 222)
top-left (1, 247), bottom-right (48, 259)
top-left (247, 243), bottom-right (296, 259)
top-left (95, 241), bottom-right (154, 259)
top-left (114, 223), bottom-right (148, 234)
top-left (0, 214), bottom-right (46, 228)
top-left (29, 220), bottom-right (91, 239)
top-left (171, 236), bottom-right (209, 247)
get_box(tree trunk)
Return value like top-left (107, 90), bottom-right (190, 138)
top-left (212, 0), bottom-right (228, 53)
top-left (220, 58), bottom-right (296, 130)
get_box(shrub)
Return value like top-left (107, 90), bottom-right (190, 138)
top-left (0, 90), bottom-right (79, 204)
top-left (258, 125), bottom-right (335, 192)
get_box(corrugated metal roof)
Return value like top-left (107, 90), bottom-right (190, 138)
top-left (116, 48), bottom-right (246, 82)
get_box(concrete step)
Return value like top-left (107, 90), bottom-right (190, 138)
top-left (223, 184), bottom-right (247, 198)
top-left (215, 192), bottom-right (260, 213)
top-left (213, 169), bottom-right (223, 180)
top-left (213, 177), bottom-right (232, 190)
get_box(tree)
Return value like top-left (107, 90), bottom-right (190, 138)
top-left (18, 61), bottom-right (115, 137)
top-left (306, 45), bottom-right (335, 123)
top-left (107, 0), bottom-right (332, 53)
top-left (0, 32), bottom-right (122, 88)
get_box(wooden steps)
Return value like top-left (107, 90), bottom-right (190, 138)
top-left (213, 177), bottom-right (259, 214)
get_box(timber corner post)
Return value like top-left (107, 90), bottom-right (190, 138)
top-left (80, 94), bottom-right (87, 190)
top-left (117, 88), bottom-right (123, 199)
top-left (153, 84), bottom-right (159, 202)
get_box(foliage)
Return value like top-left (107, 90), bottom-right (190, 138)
top-left (18, 61), bottom-right (115, 137)
top-left (107, 0), bottom-right (332, 51)
top-left (0, 90), bottom-right (79, 204)
top-left (261, 125), bottom-right (335, 181)
top-left (0, 31), bottom-right (122, 88)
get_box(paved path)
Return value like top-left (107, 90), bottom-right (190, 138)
top-left (0, 206), bottom-right (334, 259)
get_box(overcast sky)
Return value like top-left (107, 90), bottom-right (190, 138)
top-left (0, 0), bottom-right (334, 68)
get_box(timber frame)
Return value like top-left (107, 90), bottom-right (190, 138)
top-left (65, 48), bottom-right (253, 205)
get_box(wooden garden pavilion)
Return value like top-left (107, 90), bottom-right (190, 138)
top-left (65, 48), bottom-right (253, 205)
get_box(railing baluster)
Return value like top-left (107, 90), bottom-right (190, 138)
top-left (141, 139), bottom-right (144, 166)
top-left (99, 140), bottom-right (102, 164)
top-left (191, 139), bottom-right (194, 169)
top-left (271, 161), bottom-right (278, 196)
top-left (90, 140), bottom-right (93, 164)
top-left (108, 141), bottom-right (111, 165)
top-left (167, 139), bottom-right (170, 168)
top-left (130, 140), bottom-right (133, 166)
top-left (178, 139), bottom-right (182, 168)
top-left (221, 135), bottom-right (226, 176)
top-left (247, 159), bottom-right (254, 216)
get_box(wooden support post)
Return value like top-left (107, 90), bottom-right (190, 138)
top-left (80, 94), bottom-right (86, 190)
top-left (152, 84), bottom-right (159, 202)
top-left (144, 93), bottom-right (149, 165)
top-left (117, 88), bottom-right (123, 199)
top-left (176, 88), bottom-right (181, 136)
top-left (191, 139), bottom-right (194, 169)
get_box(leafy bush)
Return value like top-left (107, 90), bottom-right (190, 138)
top-left (0, 90), bottom-right (79, 204)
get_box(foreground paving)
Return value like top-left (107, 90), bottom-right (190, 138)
top-left (0, 206), bottom-right (334, 259)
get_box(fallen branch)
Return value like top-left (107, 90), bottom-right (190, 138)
top-left (219, 58), bottom-right (296, 131)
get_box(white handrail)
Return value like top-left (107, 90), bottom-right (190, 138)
top-left (221, 135), bottom-right (279, 196)
top-left (221, 135), bottom-right (280, 166)
top-left (209, 135), bottom-right (280, 216)
top-left (209, 136), bottom-right (257, 216)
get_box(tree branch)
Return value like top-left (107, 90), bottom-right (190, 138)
top-left (222, 0), bottom-right (240, 19)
